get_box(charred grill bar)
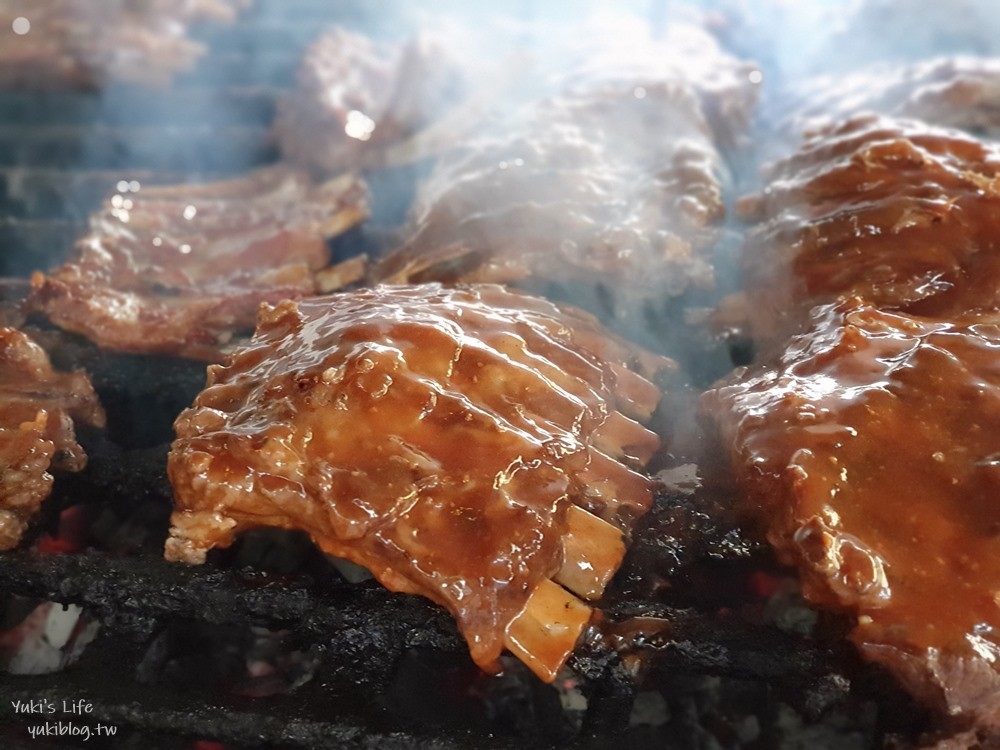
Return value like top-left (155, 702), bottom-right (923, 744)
top-left (0, 539), bottom-right (922, 748)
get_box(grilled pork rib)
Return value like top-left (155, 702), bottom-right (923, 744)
top-left (275, 26), bottom-right (467, 175)
top-left (737, 116), bottom-right (1000, 354)
top-left (704, 298), bottom-right (1000, 728)
top-left (30, 166), bottom-right (369, 361)
top-left (0, 327), bottom-right (105, 550)
top-left (0, 0), bottom-right (248, 89)
top-left (787, 57), bottom-right (1000, 137)
top-left (166, 284), bottom-right (671, 681)
top-left (371, 24), bottom-right (757, 326)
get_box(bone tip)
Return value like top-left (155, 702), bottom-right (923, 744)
top-left (504, 578), bottom-right (593, 682)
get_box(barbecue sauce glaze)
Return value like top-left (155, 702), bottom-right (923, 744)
top-left (167, 284), bottom-right (668, 675)
top-left (738, 116), bottom-right (1000, 354)
top-left (704, 298), bottom-right (1000, 721)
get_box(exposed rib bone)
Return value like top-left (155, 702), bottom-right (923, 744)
top-left (607, 361), bottom-right (661, 421)
top-left (572, 447), bottom-right (656, 526)
top-left (592, 411), bottom-right (661, 464)
top-left (504, 578), bottom-right (592, 682)
top-left (314, 173), bottom-right (370, 236)
top-left (315, 255), bottom-right (368, 293)
top-left (555, 505), bottom-right (626, 601)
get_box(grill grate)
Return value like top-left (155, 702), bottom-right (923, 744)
top-left (0, 514), bottom-right (930, 748)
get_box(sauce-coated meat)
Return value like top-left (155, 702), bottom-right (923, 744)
top-left (739, 116), bottom-right (1000, 352)
top-left (374, 85), bottom-right (722, 297)
top-left (30, 166), bottom-right (369, 361)
top-left (703, 298), bottom-right (1000, 726)
top-left (166, 284), bottom-right (670, 680)
top-left (0, 327), bottom-right (104, 550)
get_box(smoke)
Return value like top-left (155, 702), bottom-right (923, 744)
top-left (708, 0), bottom-right (1000, 90)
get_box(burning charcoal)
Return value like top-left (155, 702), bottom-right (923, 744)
top-left (166, 284), bottom-right (671, 682)
top-left (383, 650), bottom-right (582, 742)
top-left (629, 690), bottom-right (669, 727)
top-left (138, 620), bottom-right (320, 698)
top-left (0, 598), bottom-right (99, 674)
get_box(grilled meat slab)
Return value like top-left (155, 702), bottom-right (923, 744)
top-left (0, 0), bottom-right (247, 89)
top-left (704, 297), bottom-right (1000, 728)
top-left (275, 26), bottom-right (467, 175)
top-left (30, 166), bottom-right (369, 361)
top-left (371, 24), bottom-right (757, 324)
top-left (738, 116), bottom-right (1000, 352)
top-left (788, 57), bottom-right (1000, 136)
top-left (166, 284), bottom-right (671, 680)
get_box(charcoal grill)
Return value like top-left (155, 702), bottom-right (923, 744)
top-left (0, 2), bottom-right (934, 748)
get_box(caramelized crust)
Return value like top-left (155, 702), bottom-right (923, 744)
top-left (166, 284), bottom-right (670, 677)
top-left (0, 327), bottom-right (105, 550)
top-left (274, 26), bottom-right (466, 175)
top-left (29, 166), bottom-right (369, 361)
top-left (703, 298), bottom-right (1000, 725)
top-left (739, 116), bottom-right (1000, 351)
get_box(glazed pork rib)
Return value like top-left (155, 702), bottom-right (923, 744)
top-left (703, 297), bottom-right (1000, 728)
top-left (0, 0), bottom-right (247, 89)
top-left (29, 166), bottom-right (369, 361)
top-left (166, 284), bottom-right (671, 681)
top-left (737, 115), bottom-right (1000, 352)
top-left (0, 327), bottom-right (105, 550)
top-left (371, 24), bottom-right (757, 323)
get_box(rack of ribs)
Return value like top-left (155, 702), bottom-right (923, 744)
top-left (274, 25), bottom-right (468, 175)
top-left (370, 23), bottom-right (758, 325)
top-left (786, 57), bottom-right (1000, 137)
top-left (29, 166), bottom-right (369, 361)
top-left (0, 0), bottom-right (248, 89)
top-left (703, 297), bottom-right (1000, 729)
top-left (166, 283), bottom-right (672, 681)
top-left (736, 115), bottom-right (1000, 354)
top-left (708, 109), bottom-right (1000, 732)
